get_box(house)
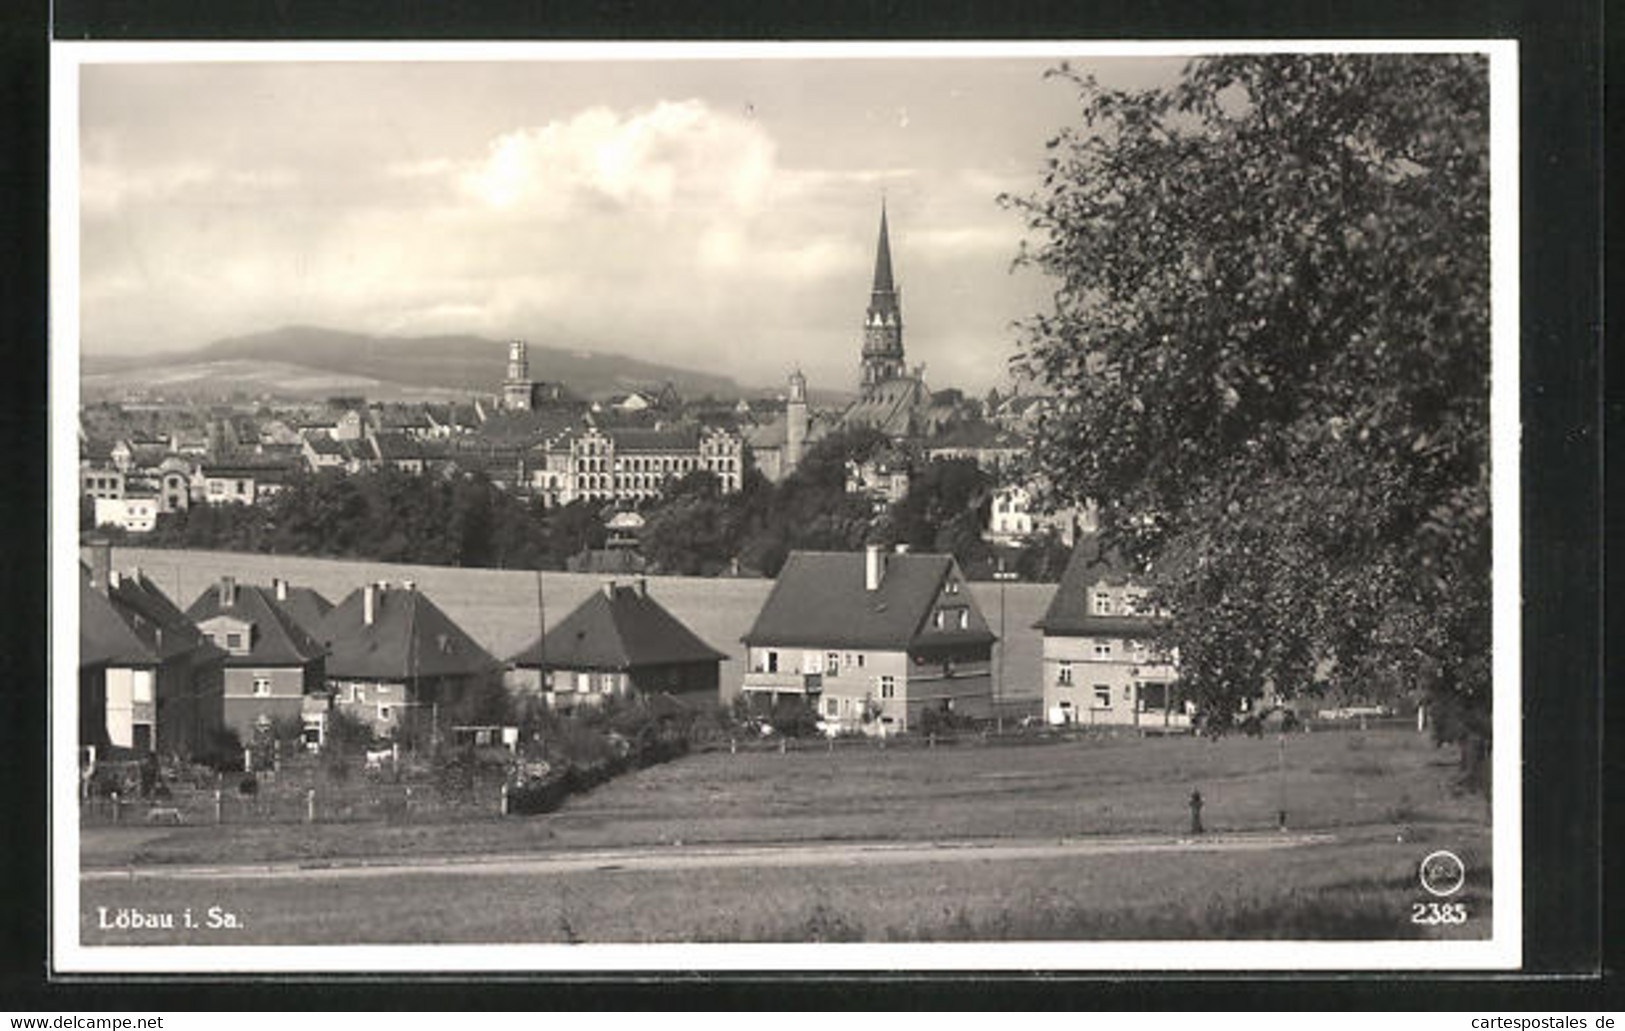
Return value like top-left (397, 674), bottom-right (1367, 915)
top-left (302, 435), bottom-right (372, 474)
top-left (186, 576), bottom-right (330, 748)
top-left (93, 496), bottom-right (160, 533)
top-left (1033, 536), bottom-right (1184, 728)
top-left (370, 433), bottom-right (426, 474)
top-left (922, 421), bottom-right (1028, 474)
top-left (508, 579), bottom-right (727, 712)
top-left (740, 545), bottom-right (997, 734)
top-left (316, 580), bottom-right (499, 740)
top-left (844, 447), bottom-right (911, 508)
top-left (79, 543), bottom-right (225, 757)
top-left (985, 485), bottom-right (1095, 547)
top-left (156, 458), bottom-right (193, 513)
top-left (80, 462), bottom-right (125, 501)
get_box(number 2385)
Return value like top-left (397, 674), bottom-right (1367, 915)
top-left (1411, 902), bottom-right (1468, 925)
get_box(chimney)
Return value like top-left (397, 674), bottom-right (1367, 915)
top-left (218, 576), bottom-right (236, 608)
top-left (363, 584), bottom-right (377, 626)
top-left (274, 578), bottom-right (288, 601)
top-left (88, 539), bottom-right (112, 595)
top-left (893, 543), bottom-right (910, 554)
top-left (865, 544), bottom-right (886, 592)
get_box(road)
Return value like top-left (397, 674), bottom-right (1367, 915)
top-left (82, 830), bottom-right (1336, 883)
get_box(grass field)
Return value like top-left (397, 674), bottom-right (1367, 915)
top-left (78, 832), bottom-right (1491, 945)
top-left (103, 546), bottom-right (1055, 705)
top-left (84, 727), bottom-right (1483, 869)
top-left (78, 728), bottom-right (1490, 943)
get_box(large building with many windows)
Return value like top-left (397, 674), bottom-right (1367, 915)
top-left (529, 423), bottom-right (744, 507)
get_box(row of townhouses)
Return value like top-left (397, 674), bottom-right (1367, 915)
top-left (77, 532), bottom-right (1185, 763)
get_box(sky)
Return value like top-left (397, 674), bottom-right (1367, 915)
top-left (76, 52), bottom-right (1188, 395)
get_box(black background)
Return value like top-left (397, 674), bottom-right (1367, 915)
top-left (1, 0), bottom-right (1611, 1010)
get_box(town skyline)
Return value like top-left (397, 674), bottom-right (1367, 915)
top-left (77, 53), bottom-right (1188, 395)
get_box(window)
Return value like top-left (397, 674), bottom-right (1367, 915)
top-left (766, 650), bottom-right (779, 673)
top-left (236, 480), bottom-right (248, 495)
top-left (946, 580), bottom-right (960, 595)
top-left (1093, 641), bottom-right (1113, 659)
top-left (1122, 594), bottom-right (1141, 615)
top-left (226, 632), bottom-right (243, 650)
top-left (879, 676), bottom-right (895, 699)
top-left (933, 610), bottom-right (945, 629)
top-left (856, 653), bottom-right (866, 668)
top-left (957, 610), bottom-right (969, 630)
top-left (1057, 662), bottom-right (1073, 686)
top-left (130, 671), bottom-right (153, 704)
top-left (1093, 685), bottom-right (1112, 709)
top-left (825, 698), bottom-right (839, 717)
top-left (1093, 591), bottom-right (1112, 615)
top-left (826, 652), bottom-right (840, 676)
top-left (1132, 640), bottom-right (1148, 663)
top-left (378, 705), bottom-right (392, 721)
top-left (252, 676), bottom-right (272, 697)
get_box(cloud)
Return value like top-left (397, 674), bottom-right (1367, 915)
top-left (459, 100), bottom-right (776, 217)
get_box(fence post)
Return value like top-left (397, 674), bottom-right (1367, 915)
top-left (111, 791), bottom-right (120, 824)
top-left (779, 737), bottom-right (786, 755)
top-left (500, 782), bottom-right (510, 817)
top-left (929, 733), bottom-right (936, 749)
top-left (305, 787), bottom-right (316, 824)
top-left (729, 737), bottom-right (736, 756)
top-left (404, 786), bottom-right (412, 823)
top-left (213, 789), bottom-right (222, 825)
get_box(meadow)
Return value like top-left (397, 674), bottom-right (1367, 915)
top-left (78, 831), bottom-right (1490, 945)
top-left (105, 546), bottom-right (1055, 705)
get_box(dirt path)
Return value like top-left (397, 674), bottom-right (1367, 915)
top-left (82, 830), bottom-right (1336, 883)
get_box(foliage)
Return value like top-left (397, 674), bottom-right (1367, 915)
top-left (1003, 55), bottom-right (1490, 780)
top-left (890, 457), bottom-right (994, 569)
top-left (143, 467), bottom-right (558, 569)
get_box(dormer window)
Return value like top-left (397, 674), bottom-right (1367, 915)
top-left (1093, 591), bottom-right (1112, 615)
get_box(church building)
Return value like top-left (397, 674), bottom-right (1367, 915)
top-left (841, 203), bottom-right (932, 438)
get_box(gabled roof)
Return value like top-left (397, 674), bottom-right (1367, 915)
top-left (511, 583), bottom-right (726, 671)
top-left (268, 584), bottom-right (334, 638)
top-left (606, 425), bottom-right (703, 452)
top-left (742, 550), bottom-right (995, 650)
top-left (186, 582), bottom-right (327, 667)
top-left (1034, 534), bottom-right (1165, 636)
top-left (372, 433), bottom-right (424, 460)
top-left (81, 572), bottom-right (160, 668)
top-left (317, 585), bottom-right (497, 681)
top-left (81, 566), bottom-right (222, 667)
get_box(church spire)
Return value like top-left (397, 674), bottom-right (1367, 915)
top-left (871, 200), bottom-right (896, 299)
top-left (860, 200), bottom-right (905, 391)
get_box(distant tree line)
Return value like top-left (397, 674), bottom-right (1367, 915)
top-left (86, 432), bottom-right (1073, 580)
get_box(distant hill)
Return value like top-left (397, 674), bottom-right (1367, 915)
top-left (80, 325), bottom-right (753, 402)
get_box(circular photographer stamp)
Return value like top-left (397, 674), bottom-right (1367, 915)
top-left (1419, 849), bottom-right (1467, 898)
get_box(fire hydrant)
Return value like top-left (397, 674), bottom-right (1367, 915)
top-left (1188, 788), bottom-right (1205, 836)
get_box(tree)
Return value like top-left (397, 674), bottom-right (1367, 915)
top-left (1004, 55), bottom-right (1490, 784)
top-left (889, 458), bottom-right (993, 569)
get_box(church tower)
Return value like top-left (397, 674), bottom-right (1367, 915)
top-left (785, 367), bottom-right (808, 472)
top-left (860, 203), bottom-right (906, 392)
top-left (503, 339), bottom-right (534, 411)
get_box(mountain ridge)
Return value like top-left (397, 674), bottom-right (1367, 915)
top-left (80, 325), bottom-right (751, 401)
